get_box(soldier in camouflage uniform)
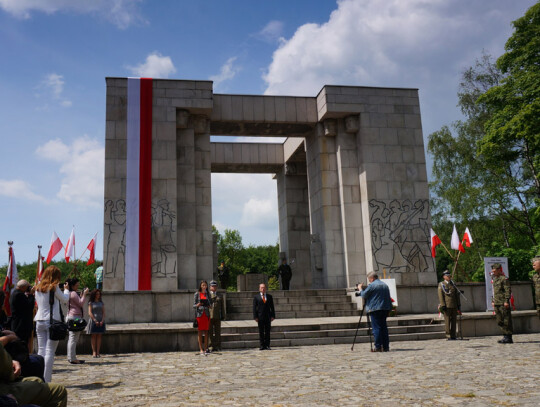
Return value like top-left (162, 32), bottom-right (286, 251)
top-left (491, 263), bottom-right (513, 344)
top-left (208, 280), bottom-right (226, 352)
top-left (532, 257), bottom-right (540, 319)
top-left (438, 270), bottom-right (461, 340)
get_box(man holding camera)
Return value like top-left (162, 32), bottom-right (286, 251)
top-left (438, 270), bottom-right (461, 340)
top-left (9, 280), bottom-right (35, 348)
top-left (355, 272), bottom-right (392, 352)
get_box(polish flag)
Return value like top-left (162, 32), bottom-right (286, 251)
top-left (2, 244), bottom-right (18, 316)
top-left (125, 77), bottom-right (153, 291)
top-left (46, 231), bottom-right (63, 264)
top-left (430, 228), bottom-right (442, 258)
top-left (86, 233), bottom-right (97, 265)
top-left (35, 246), bottom-right (44, 285)
top-left (451, 225), bottom-right (465, 253)
top-left (65, 227), bottom-right (75, 263)
top-left (462, 227), bottom-right (473, 248)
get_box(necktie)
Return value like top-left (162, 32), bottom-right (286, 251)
top-left (262, 294), bottom-right (266, 303)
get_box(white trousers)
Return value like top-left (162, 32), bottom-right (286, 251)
top-left (36, 320), bottom-right (59, 382)
top-left (66, 320), bottom-right (82, 361)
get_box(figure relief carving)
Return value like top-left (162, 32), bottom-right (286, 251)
top-left (104, 199), bottom-right (126, 277)
top-left (369, 199), bottom-right (434, 274)
top-left (151, 199), bottom-right (177, 277)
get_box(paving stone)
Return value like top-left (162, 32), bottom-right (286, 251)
top-left (53, 333), bottom-right (540, 406)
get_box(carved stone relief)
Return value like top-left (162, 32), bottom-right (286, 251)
top-left (369, 199), bottom-right (434, 274)
top-left (104, 199), bottom-right (126, 277)
top-left (151, 199), bottom-right (177, 277)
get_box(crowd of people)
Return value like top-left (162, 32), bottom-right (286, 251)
top-left (0, 265), bottom-right (106, 406)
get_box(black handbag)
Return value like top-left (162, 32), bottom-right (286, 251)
top-left (49, 290), bottom-right (68, 340)
top-left (67, 295), bottom-right (87, 332)
top-left (193, 319), bottom-right (198, 328)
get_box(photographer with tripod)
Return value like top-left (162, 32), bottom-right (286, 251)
top-left (355, 272), bottom-right (392, 352)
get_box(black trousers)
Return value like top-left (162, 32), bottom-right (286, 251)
top-left (258, 319), bottom-right (271, 348)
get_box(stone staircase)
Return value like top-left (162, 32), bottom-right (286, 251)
top-left (220, 315), bottom-right (446, 349)
top-left (225, 289), bottom-right (360, 320)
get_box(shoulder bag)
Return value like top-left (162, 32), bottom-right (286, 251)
top-left (67, 292), bottom-right (87, 332)
top-left (49, 290), bottom-right (68, 340)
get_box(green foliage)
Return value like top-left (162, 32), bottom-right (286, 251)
top-left (0, 260), bottom-right (102, 290)
top-left (214, 227), bottom-right (279, 290)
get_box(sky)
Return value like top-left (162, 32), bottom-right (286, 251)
top-left (0, 0), bottom-right (536, 265)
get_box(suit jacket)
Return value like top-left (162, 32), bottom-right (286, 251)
top-left (253, 293), bottom-right (275, 322)
top-left (209, 291), bottom-right (226, 320)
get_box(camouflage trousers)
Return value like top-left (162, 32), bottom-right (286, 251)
top-left (443, 307), bottom-right (458, 339)
top-left (209, 318), bottom-right (222, 350)
top-left (494, 305), bottom-right (513, 335)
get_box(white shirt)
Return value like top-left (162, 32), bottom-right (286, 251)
top-left (34, 288), bottom-right (69, 322)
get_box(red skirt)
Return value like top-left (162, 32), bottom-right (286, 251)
top-left (197, 313), bottom-right (209, 331)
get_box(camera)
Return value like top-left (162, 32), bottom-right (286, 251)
top-left (354, 283), bottom-right (360, 292)
top-left (26, 286), bottom-right (33, 293)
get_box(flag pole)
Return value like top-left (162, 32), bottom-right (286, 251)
top-left (439, 241), bottom-right (455, 259)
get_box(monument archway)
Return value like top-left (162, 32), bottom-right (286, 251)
top-left (104, 78), bottom-right (436, 293)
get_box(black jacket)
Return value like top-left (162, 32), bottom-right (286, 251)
top-left (253, 293), bottom-right (275, 321)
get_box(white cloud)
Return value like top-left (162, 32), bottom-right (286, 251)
top-left (36, 136), bottom-right (104, 207)
top-left (0, 0), bottom-right (144, 29)
top-left (37, 73), bottom-right (72, 108)
top-left (262, 0), bottom-right (520, 97)
top-left (209, 57), bottom-right (240, 92)
top-left (257, 20), bottom-right (285, 43)
top-left (127, 52), bottom-right (177, 79)
top-left (240, 198), bottom-right (276, 228)
top-left (0, 179), bottom-right (46, 202)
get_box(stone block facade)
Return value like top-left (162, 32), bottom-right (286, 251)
top-left (104, 78), bottom-right (436, 293)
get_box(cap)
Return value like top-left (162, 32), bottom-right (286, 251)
top-left (442, 270), bottom-right (451, 277)
top-left (491, 263), bottom-right (502, 269)
top-left (209, 280), bottom-right (218, 286)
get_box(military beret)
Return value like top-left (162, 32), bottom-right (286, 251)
top-left (491, 263), bottom-right (502, 269)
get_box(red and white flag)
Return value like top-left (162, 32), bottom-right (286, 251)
top-left (86, 232), bottom-right (97, 265)
top-left (125, 77), bottom-right (153, 291)
top-left (46, 231), bottom-right (63, 264)
top-left (462, 227), bottom-right (473, 248)
top-left (430, 228), bottom-right (442, 258)
top-left (451, 225), bottom-right (465, 253)
top-left (35, 246), bottom-right (44, 285)
top-left (65, 227), bottom-right (75, 263)
top-left (2, 244), bottom-right (18, 316)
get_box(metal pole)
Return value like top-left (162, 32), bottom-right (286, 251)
top-left (351, 307), bottom-right (365, 351)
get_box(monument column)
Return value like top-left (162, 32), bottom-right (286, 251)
top-left (276, 164), bottom-right (312, 289)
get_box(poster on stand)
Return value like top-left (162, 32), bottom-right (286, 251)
top-left (381, 279), bottom-right (398, 307)
top-left (484, 257), bottom-right (508, 311)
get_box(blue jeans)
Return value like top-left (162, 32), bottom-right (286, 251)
top-left (369, 310), bottom-right (389, 351)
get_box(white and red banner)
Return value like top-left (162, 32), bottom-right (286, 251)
top-left (65, 227), bottom-right (75, 263)
top-left (86, 233), bottom-right (97, 266)
top-left (125, 77), bottom-right (152, 291)
top-left (46, 231), bottom-right (63, 264)
top-left (430, 228), bottom-right (442, 258)
top-left (451, 224), bottom-right (465, 253)
top-left (462, 227), bottom-right (473, 248)
top-left (2, 244), bottom-right (18, 316)
top-left (35, 246), bottom-right (44, 285)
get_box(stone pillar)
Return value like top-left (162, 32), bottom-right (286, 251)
top-left (276, 164), bottom-right (312, 289)
top-left (335, 115), bottom-right (367, 286)
top-left (305, 122), bottom-right (346, 288)
top-left (356, 89), bottom-right (436, 285)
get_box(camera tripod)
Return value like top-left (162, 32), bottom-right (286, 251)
top-left (351, 307), bottom-right (373, 351)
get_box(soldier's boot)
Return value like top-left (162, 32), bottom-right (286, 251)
top-left (498, 335), bottom-right (513, 344)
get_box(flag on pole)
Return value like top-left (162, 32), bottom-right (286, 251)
top-left (430, 228), bottom-right (442, 258)
top-left (451, 225), bottom-right (465, 253)
top-left (86, 233), bottom-right (97, 265)
top-left (462, 227), bottom-right (473, 248)
top-left (65, 227), bottom-right (75, 263)
top-left (46, 231), bottom-right (63, 264)
top-left (35, 246), bottom-right (44, 285)
top-left (2, 243), bottom-right (18, 316)
top-left (125, 77), bottom-right (153, 291)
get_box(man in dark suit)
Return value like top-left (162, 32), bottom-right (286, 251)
top-left (253, 283), bottom-right (275, 350)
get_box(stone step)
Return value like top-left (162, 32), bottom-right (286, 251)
top-left (225, 289), bottom-right (348, 299)
top-left (227, 302), bottom-right (357, 313)
top-left (227, 295), bottom-right (352, 305)
top-left (227, 309), bottom-right (362, 320)
top-left (221, 331), bottom-right (447, 349)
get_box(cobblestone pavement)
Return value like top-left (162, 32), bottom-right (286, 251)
top-left (53, 334), bottom-right (540, 406)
